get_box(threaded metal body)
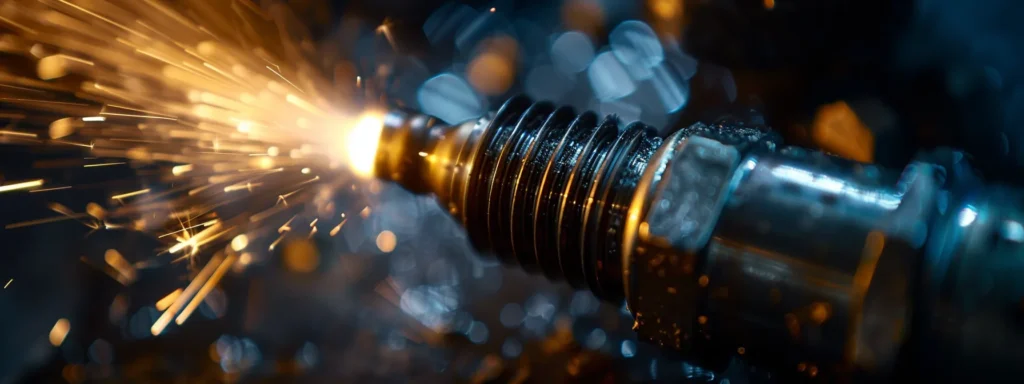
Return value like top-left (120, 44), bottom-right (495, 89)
top-left (376, 96), bottom-right (661, 303)
top-left (465, 96), bottom-right (662, 302)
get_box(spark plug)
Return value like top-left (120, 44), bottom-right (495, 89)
top-left (366, 95), bottom-right (1024, 382)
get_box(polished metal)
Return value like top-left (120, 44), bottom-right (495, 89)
top-left (374, 96), bottom-right (1024, 382)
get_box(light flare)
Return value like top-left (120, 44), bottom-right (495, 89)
top-left (344, 113), bottom-right (385, 178)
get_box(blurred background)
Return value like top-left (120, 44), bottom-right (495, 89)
top-left (1, 0), bottom-right (1022, 382)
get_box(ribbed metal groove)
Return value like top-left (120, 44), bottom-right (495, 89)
top-left (464, 96), bottom-right (662, 303)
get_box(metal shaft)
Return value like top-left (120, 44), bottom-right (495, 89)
top-left (373, 96), bottom-right (1024, 382)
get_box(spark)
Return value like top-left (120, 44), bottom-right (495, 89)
top-left (376, 21), bottom-right (398, 49)
top-left (268, 234), bottom-right (285, 251)
top-left (104, 249), bottom-right (137, 285)
top-left (111, 188), bottom-right (151, 200)
top-left (4, 213), bottom-right (88, 229)
top-left (171, 164), bottom-right (193, 175)
top-left (0, 0), bottom-right (388, 340)
top-left (0, 15), bottom-right (37, 34)
top-left (329, 218), bottom-right (348, 237)
top-left (231, 234), bottom-right (249, 251)
top-left (265, 65), bottom-right (305, 94)
top-left (151, 254), bottom-right (225, 335)
top-left (4, 279), bottom-right (11, 289)
top-left (0, 130), bottom-right (38, 138)
top-left (0, 179), bottom-right (44, 193)
top-left (29, 186), bottom-right (71, 193)
top-left (155, 288), bottom-right (183, 311)
top-left (175, 254), bottom-right (236, 325)
top-left (158, 219), bottom-right (217, 238)
top-left (83, 162), bottom-right (126, 168)
top-left (49, 318), bottom-right (71, 346)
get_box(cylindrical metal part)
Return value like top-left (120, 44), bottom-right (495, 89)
top-left (373, 96), bottom-right (1024, 382)
top-left (374, 96), bottom-right (662, 303)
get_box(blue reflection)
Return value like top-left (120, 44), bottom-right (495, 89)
top-left (620, 340), bottom-right (636, 357)
top-left (609, 21), bottom-right (664, 80)
top-left (417, 73), bottom-right (485, 124)
top-left (399, 285), bottom-right (459, 329)
top-left (1003, 220), bottom-right (1024, 242)
top-left (650, 63), bottom-right (689, 113)
top-left (584, 329), bottom-right (607, 349)
top-left (958, 205), bottom-right (978, 227)
top-left (502, 338), bottom-right (522, 358)
top-left (551, 31), bottom-right (595, 74)
top-left (588, 51), bottom-right (636, 101)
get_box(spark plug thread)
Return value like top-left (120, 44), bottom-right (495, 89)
top-left (375, 96), bottom-right (662, 303)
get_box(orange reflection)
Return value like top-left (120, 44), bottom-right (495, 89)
top-left (812, 101), bottom-right (875, 163)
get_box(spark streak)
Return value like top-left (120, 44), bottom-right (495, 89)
top-left (0, 0), bottom-right (389, 341)
top-left (151, 254), bottom-right (225, 335)
top-left (0, 179), bottom-right (44, 193)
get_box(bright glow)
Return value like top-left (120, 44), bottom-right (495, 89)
top-left (231, 234), bottom-right (249, 251)
top-left (81, 116), bottom-right (105, 122)
top-left (236, 121), bottom-right (252, 133)
top-left (0, 179), bottom-right (43, 193)
top-left (958, 206), bottom-right (978, 227)
top-left (1003, 220), bottom-right (1024, 242)
top-left (376, 230), bottom-right (397, 252)
top-left (171, 164), bottom-right (193, 175)
top-left (345, 113), bottom-right (384, 178)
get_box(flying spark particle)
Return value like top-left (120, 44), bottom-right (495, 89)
top-left (231, 234), bottom-right (249, 251)
top-left (175, 254), bottom-right (236, 325)
top-left (104, 249), bottom-right (137, 285)
top-left (0, 179), bottom-right (44, 193)
top-left (329, 218), bottom-right (348, 236)
top-left (4, 279), bottom-right (11, 289)
top-left (152, 254), bottom-right (225, 335)
top-left (83, 162), bottom-right (125, 168)
top-left (30, 186), bottom-right (72, 193)
top-left (82, 116), bottom-right (105, 122)
top-left (156, 289), bottom-right (183, 311)
top-left (301, 167), bottom-right (311, 174)
top-left (490, 7), bottom-right (496, 12)
top-left (0, 130), bottom-right (38, 138)
top-left (171, 164), bottom-right (193, 176)
top-left (49, 318), bottom-right (71, 347)
top-left (111, 188), bottom-right (151, 200)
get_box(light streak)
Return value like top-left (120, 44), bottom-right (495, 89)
top-left (151, 254), bottom-right (225, 335)
top-left (83, 162), bottom-right (126, 168)
top-left (155, 288), bottom-right (183, 311)
top-left (111, 189), bottom-right (151, 200)
top-left (0, 0), bottom-right (390, 343)
top-left (0, 179), bottom-right (44, 193)
top-left (175, 254), bottom-right (237, 325)
top-left (29, 186), bottom-right (72, 193)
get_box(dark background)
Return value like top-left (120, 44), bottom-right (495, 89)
top-left (2, 0), bottom-right (1023, 382)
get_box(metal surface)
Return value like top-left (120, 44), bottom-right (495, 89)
top-left (375, 96), bottom-right (1024, 382)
